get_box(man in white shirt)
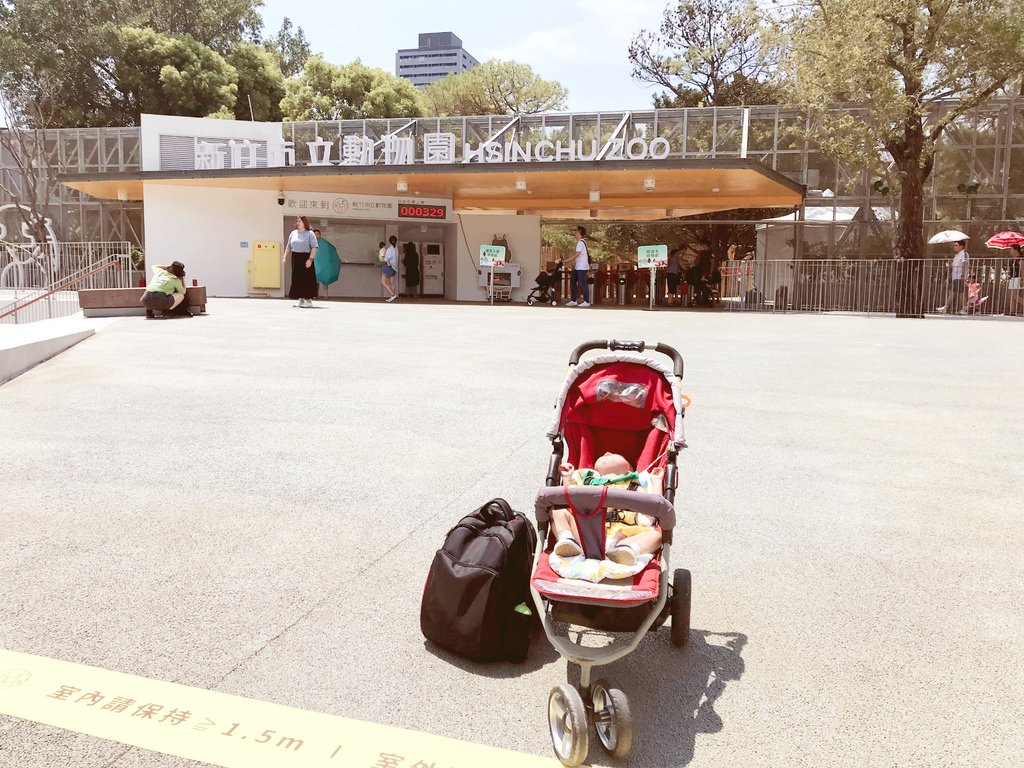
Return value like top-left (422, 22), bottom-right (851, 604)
top-left (938, 240), bottom-right (969, 314)
top-left (566, 225), bottom-right (591, 307)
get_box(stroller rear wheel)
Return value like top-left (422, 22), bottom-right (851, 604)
top-left (527, 296), bottom-right (536, 306)
top-left (671, 568), bottom-right (692, 647)
top-left (592, 679), bottom-right (633, 759)
top-left (548, 684), bottom-right (589, 766)
top-left (550, 299), bottom-right (558, 306)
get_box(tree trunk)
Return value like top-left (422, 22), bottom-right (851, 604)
top-left (893, 125), bottom-right (927, 318)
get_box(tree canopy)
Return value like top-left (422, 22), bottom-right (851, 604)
top-left (0, 0), bottom-right (305, 126)
top-left (783, 0), bottom-right (1024, 288)
top-left (227, 42), bottom-right (285, 121)
top-left (629, 0), bottom-right (782, 107)
top-left (423, 60), bottom-right (568, 116)
top-left (264, 17), bottom-right (312, 78)
top-left (280, 57), bottom-right (426, 121)
top-left (112, 27), bottom-right (239, 122)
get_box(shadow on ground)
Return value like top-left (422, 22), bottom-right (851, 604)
top-left (573, 628), bottom-right (748, 767)
top-left (421, 632), bottom-right (562, 678)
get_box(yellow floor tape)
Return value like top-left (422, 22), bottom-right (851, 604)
top-left (0, 648), bottom-right (558, 767)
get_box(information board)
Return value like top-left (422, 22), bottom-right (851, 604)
top-left (480, 244), bottom-right (506, 267)
top-left (637, 244), bottom-right (668, 269)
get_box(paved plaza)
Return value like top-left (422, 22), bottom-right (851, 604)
top-left (1, 299), bottom-right (1022, 767)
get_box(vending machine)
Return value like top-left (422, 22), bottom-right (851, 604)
top-left (420, 242), bottom-right (444, 297)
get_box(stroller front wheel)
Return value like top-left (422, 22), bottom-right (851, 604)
top-left (527, 296), bottom-right (535, 306)
top-left (592, 679), bottom-right (634, 759)
top-left (548, 684), bottom-right (589, 766)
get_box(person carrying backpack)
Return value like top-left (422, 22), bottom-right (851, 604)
top-left (566, 225), bottom-right (591, 308)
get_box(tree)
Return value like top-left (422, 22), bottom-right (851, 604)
top-left (264, 17), bottom-right (312, 78)
top-left (280, 57), bottom-right (426, 120)
top-left (423, 60), bottom-right (568, 116)
top-left (0, 0), bottom-right (124, 127)
top-left (783, 0), bottom-right (1024, 315)
top-left (629, 0), bottom-right (782, 107)
top-left (0, 84), bottom-right (64, 243)
top-left (0, 0), bottom-right (265, 127)
top-left (227, 42), bottom-right (284, 121)
top-left (112, 27), bottom-right (238, 122)
top-left (130, 0), bottom-right (264, 53)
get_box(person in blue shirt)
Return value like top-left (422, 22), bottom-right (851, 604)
top-left (282, 215), bottom-right (319, 308)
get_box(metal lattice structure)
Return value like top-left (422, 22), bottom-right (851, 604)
top-left (0, 127), bottom-right (143, 244)
top-left (1, 96), bottom-right (1022, 253)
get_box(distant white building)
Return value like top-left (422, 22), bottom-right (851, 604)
top-left (396, 32), bottom-right (479, 89)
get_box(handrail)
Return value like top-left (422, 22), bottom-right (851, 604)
top-left (0, 255), bottom-right (124, 321)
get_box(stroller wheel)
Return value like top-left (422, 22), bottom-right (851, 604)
top-left (548, 684), bottom-right (589, 766)
top-left (671, 568), bottom-right (692, 647)
top-left (592, 679), bottom-right (633, 759)
top-left (527, 297), bottom-right (535, 306)
top-left (550, 299), bottom-right (558, 306)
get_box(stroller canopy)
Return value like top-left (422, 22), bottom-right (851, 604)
top-left (547, 353), bottom-right (685, 472)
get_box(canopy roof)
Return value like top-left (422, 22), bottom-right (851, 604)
top-left (61, 158), bottom-right (804, 222)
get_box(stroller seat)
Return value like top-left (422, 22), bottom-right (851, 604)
top-left (532, 548), bottom-right (662, 606)
top-left (533, 484), bottom-right (675, 607)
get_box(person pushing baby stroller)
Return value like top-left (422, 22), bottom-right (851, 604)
top-left (527, 258), bottom-right (564, 306)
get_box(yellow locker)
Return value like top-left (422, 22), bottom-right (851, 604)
top-left (251, 241), bottom-right (281, 288)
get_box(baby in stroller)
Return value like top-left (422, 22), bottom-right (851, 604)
top-left (527, 258), bottom-right (564, 306)
top-left (551, 452), bottom-right (665, 566)
top-left (531, 339), bottom-right (691, 766)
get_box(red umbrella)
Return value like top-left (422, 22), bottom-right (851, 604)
top-left (985, 231), bottom-right (1024, 249)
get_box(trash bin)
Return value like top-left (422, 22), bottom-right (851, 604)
top-left (617, 276), bottom-right (627, 305)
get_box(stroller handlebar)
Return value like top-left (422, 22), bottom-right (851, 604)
top-left (534, 485), bottom-right (676, 532)
top-left (568, 339), bottom-right (684, 379)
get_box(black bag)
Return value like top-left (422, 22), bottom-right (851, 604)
top-left (420, 498), bottom-right (537, 662)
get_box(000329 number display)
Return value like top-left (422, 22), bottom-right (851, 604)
top-left (398, 204), bottom-right (447, 219)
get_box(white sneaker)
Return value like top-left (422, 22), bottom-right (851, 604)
top-left (579, 301), bottom-right (591, 308)
top-left (304, 299), bottom-right (313, 308)
top-left (294, 301), bottom-right (304, 307)
top-left (566, 300), bottom-right (578, 307)
top-left (386, 294), bottom-right (398, 303)
top-left (935, 306), bottom-right (946, 313)
top-left (553, 536), bottom-right (583, 558)
top-left (606, 544), bottom-right (637, 566)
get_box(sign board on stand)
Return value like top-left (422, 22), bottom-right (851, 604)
top-left (480, 245), bottom-right (507, 305)
top-left (637, 244), bottom-right (668, 269)
top-left (479, 245), bottom-right (506, 267)
top-left (637, 244), bottom-right (668, 310)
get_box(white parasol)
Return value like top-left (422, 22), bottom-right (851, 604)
top-left (928, 229), bottom-right (970, 244)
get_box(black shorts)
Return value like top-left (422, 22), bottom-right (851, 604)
top-left (667, 273), bottom-right (681, 292)
top-left (140, 291), bottom-right (174, 311)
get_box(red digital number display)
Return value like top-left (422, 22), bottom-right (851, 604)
top-left (398, 204), bottom-right (447, 219)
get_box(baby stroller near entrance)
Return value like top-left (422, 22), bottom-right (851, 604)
top-left (527, 259), bottom-right (564, 306)
top-left (531, 339), bottom-right (691, 766)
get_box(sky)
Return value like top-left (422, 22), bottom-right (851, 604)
top-left (260, 0), bottom-right (672, 112)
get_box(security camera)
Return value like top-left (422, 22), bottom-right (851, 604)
top-left (277, 192), bottom-right (285, 206)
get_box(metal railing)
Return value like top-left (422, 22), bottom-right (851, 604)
top-left (715, 258), bottom-right (1023, 317)
top-left (0, 241), bottom-right (134, 290)
top-left (0, 251), bottom-right (134, 324)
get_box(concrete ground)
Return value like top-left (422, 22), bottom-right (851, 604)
top-left (1, 299), bottom-right (1022, 768)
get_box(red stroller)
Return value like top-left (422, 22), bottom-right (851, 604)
top-left (531, 339), bottom-right (691, 766)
